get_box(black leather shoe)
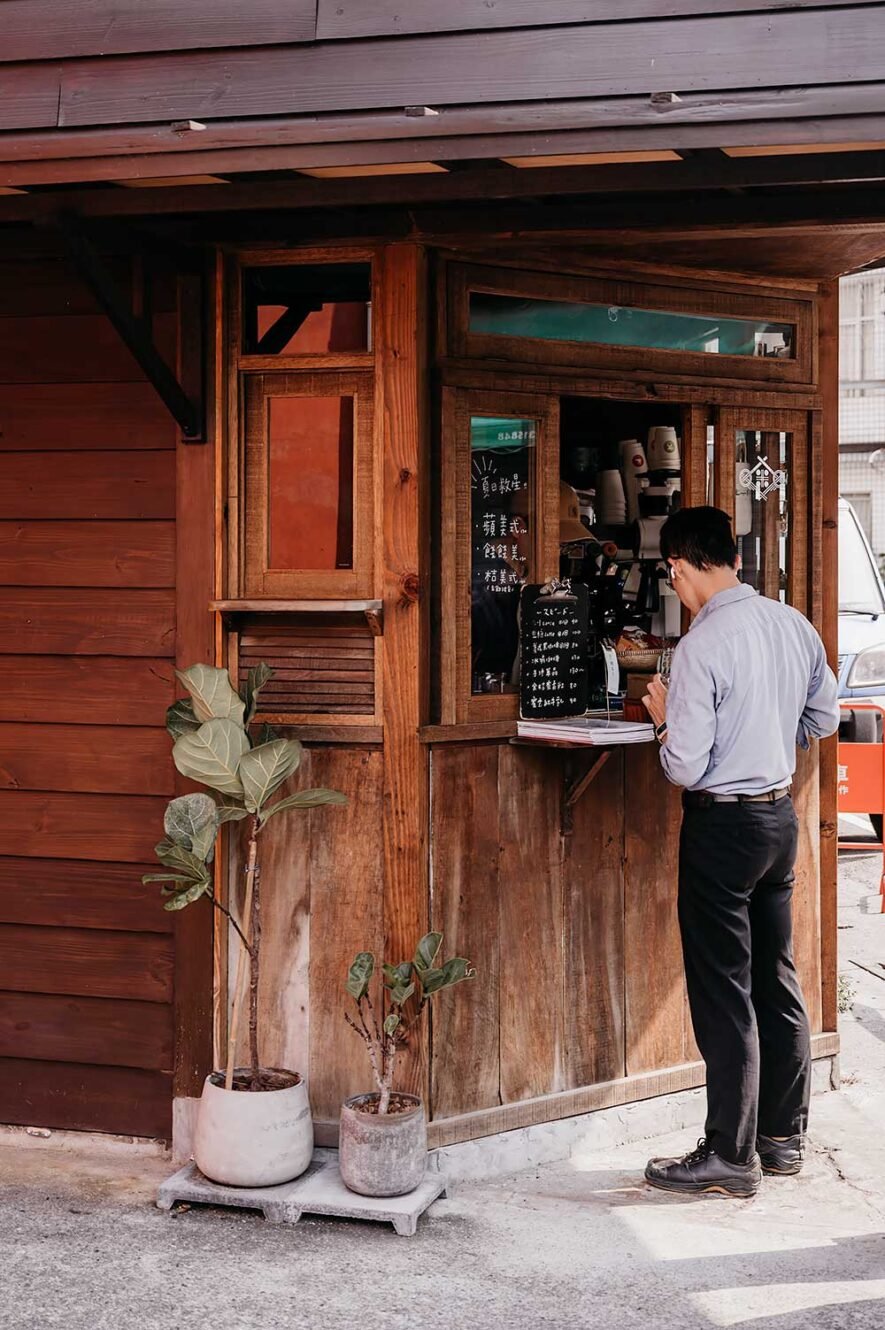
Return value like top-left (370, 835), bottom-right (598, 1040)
top-left (757, 1133), bottom-right (804, 1175)
top-left (645, 1138), bottom-right (761, 1197)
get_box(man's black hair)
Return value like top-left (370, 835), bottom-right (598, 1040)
top-left (660, 505), bottom-right (738, 570)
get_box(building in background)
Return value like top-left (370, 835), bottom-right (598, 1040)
top-left (840, 268), bottom-right (885, 571)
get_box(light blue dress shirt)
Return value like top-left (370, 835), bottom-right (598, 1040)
top-left (660, 584), bottom-right (840, 794)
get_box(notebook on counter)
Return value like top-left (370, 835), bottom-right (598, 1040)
top-left (516, 716), bottom-right (655, 746)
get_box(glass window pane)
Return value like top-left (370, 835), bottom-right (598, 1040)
top-left (735, 430), bottom-right (789, 602)
top-left (268, 395), bottom-right (354, 571)
top-left (243, 263), bottom-right (371, 354)
top-left (469, 291), bottom-right (794, 360)
top-left (470, 416), bottom-right (536, 694)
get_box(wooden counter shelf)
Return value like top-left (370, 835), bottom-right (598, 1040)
top-left (211, 599), bottom-right (383, 634)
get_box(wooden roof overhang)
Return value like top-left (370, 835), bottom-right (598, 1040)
top-left (3, 0), bottom-right (885, 279)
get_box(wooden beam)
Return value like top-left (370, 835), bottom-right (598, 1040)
top-left (14, 113), bottom-right (885, 189)
top-left (7, 84), bottom-right (885, 168)
top-left (425, 1031), bottom-right (840, 1147)
top-left (318, 0), bottom-right (884, 41)
top-left (376, 243), bottom-right (431, 1101)
top-left (57, 215), bottom-right (203, 438)
top-left (0, 0), bottom-right (316, 63)
top-left (172, 265), bottom-right (217, 1101)
top-left (818, 281), bottom-right (839, 1035)
top-left (8, 151), bottom-right (885, 224)
top-left (41, 10), bottom-right (885, 131)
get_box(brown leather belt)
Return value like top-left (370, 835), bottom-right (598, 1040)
top-left (683, 786), bottom-right (791, 808)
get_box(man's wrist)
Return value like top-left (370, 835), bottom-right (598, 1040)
top-left (654, 720), bottom-right (668, 743)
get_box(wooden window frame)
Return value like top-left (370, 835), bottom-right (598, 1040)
top-left (234, 246), bottom-right (375, 373)
top-left (447, 262), bottom-right (815, 387)
top-left (440, 385), bottom-right (560, 725)
top-left (242, 369), bottom-right (375, 599)
top-left (714, 405), bottom-right (811, 619)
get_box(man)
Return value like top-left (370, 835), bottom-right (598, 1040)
top-left (642, 506), bottom-right (840, 1198)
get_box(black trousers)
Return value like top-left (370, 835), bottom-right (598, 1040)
top-left (678, 795), bottom-right (811, 1165)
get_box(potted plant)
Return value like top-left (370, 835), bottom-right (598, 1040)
top-left (340, 934), bottom-right (475, 1196)
top-left (144, 663), bottom-right (346, 1188)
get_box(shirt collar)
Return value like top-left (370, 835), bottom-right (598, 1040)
top-left (689, 582), bottom-right (757, 630)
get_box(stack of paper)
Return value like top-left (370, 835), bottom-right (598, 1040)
top-left (517, 716), bottom-right (655, 746)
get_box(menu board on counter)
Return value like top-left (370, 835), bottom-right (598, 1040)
top-left (519, 583), bottom-right (589, 719)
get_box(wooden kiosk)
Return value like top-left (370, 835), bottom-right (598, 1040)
top-left (2, 3), bottom-right (884, 1149)
top-left (217, 243), bottom-right (839, 1147)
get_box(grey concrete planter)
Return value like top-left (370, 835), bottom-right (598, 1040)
top-left (339, 1093), bottom-right (427, 1196)
top-left (194, 1069), bottom-right (313, 1188)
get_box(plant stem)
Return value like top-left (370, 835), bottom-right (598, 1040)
top-left (207, 893), bottom-right (250, 953)
top-left (248, 864), bottom-right (261, 1086)
top-left (225, 817), bottom-right (260, 1091)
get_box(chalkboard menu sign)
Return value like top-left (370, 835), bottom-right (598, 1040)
top-left (519, 582), bottom-right (589, 719)
top-left (470, 415), bottom-right (535, 692)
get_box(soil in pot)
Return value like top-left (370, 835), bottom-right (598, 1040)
top-left (194, 1066), bottom-right (314, 1188)
top-left (339, 1092), bottom-right (427, 1198)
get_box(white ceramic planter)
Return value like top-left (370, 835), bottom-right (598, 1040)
top-left (193, 1069), bottom-right (313, 1188)
top-left (339, 1092), bottom-right (427, 1196)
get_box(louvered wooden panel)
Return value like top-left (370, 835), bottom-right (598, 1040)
top-left (238, 614), bottom-right (375, 716)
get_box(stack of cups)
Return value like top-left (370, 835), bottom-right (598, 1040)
top-left (595, 468), bottom-right (627, 526)
top-left (619, 438), bottom-right (649, 524)
top-left (647, 426), bottom-right (681, 473)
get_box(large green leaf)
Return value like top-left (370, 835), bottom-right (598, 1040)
top-left (242, 662), bottom-right (274, 724)
top-left (259, 787), bottom-right (347, 825)
top-left (166, 698), bottom-right (201, 740)
top-left (414, 932), bottom-right (443, 975)
top-left (154, 839), bottom-right (208, 882)
top-left (421, 956), bottom-right (475, 995)
top-left (176, 664), bottom-right (246, 726)
top-left (162, 877), bottom-right (212, 911)
top-left (172, 719), bottom-right (249, 797)
top-left (389, 980), bottom-right (415, 1007)
top-left (345, 952), bottom-right (375, 1000)
top-left (238, 738), bottom-right (302, 813)
top-left (215, 801), bottom-right (250, 825)
top-left (164, 793), bottom-right (219, 862)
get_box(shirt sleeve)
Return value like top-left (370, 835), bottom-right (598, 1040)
top-left (797, 631), bottom-right (841, 749)
top-left (659, 638), bottom-right (718, 790)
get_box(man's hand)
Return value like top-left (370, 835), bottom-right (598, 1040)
top-left (643, 674), bottom-right (668, 729)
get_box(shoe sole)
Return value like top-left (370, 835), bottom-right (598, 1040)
top-left (644, 1174), bottom-right (759, 1198)
top-left (760, 1162), bottom-right (802, 1176)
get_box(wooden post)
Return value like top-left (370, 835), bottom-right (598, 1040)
top-left (173, 261), bottom-right (216, 1118)
top-left (818, 280), bottom-right (839, 1034)
top-left (375, 243), bottom-right (430, 1103)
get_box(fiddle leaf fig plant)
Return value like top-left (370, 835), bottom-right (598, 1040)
top-left (344, 933), bottom-right (475, 1114)
top-left (144, 663), bottom-right (347, 1092)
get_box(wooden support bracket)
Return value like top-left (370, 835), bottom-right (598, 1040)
top-left (56, 212), bottom-right (205, 440)
top-left (562, 750), bottom-right (611, 836)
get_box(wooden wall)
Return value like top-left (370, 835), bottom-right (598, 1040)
top-left (0, 238), bottom-right (179, 1138)
top-left (428, 736), bottom-right (825, 1128)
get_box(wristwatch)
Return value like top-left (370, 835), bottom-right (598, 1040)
top-left (654, 721), bottom-right (668, 743)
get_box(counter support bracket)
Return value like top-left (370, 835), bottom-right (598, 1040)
top-left (562, 750), bottom-right (611, 835)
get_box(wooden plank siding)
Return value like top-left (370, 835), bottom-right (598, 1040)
top-left (38, 11), bottom-right (885, 131)
top-left (0, 242), bottom-right (179, 1139)
top-left (317, 0), bottom-right (883, 40)
top-left (0, 1), bottom-right (317, 63)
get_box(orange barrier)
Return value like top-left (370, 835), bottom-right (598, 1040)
top-left (838, 698), bottom-right (885, 909)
